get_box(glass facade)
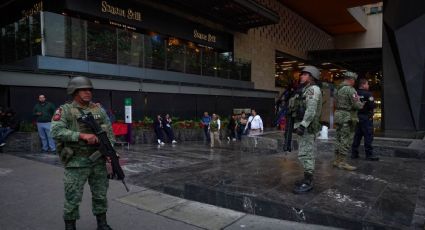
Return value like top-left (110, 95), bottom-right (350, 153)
top-left (2, 11), bottom-right (251, 81)
top-left (0, 13), bottom-right (42, 64)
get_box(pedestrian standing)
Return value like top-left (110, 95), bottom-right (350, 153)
top-left (289, 66), bottom-right (323, 194)
top-left (33, 94), bottom-right (56, 153)
top-left (351, 78), bottom-right (379, 161)
top-left (333, 71), bottom-right (365, 171)
top-left (236, 112), bottom-right (247, 140)
top-left (51, 76), bottom-right (115, 230)
top-left (153, 115), bottom-right (165, 145)
top-left (163, 114), bottom-right (177, 144)
top-left (244, 109), bottom-right (263, 135)
top-left (209, 113), bottom-right (221, 148)
top-left (201, 112), bottom-right (211, 143)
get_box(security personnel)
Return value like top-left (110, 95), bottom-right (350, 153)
top-left (291, 66), bottom-right (322, 194)
top-left (51, 76), bottom-right (115, 230)
top-left (333, 71), bottom-right (365, 171)
top-left (351, 78), bottom-right (379, 161)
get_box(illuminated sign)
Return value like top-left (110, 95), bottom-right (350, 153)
top-left (193, 29), bottom-right (216, 43)
top-left (101, 1), bottom-right (141, 21)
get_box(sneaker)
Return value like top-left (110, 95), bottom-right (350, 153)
top-left (0, 143), bottom-right (5, 147)
top-left (160, 142), bottom-right (165, 145)
top-left (157, 139), bottom-right (161, 144)
top-left (172, 140), bottom-right (177, 144)
top-left (227, 137), bottom-right (230, 141)
top-left (232, 138), bottom-right (236, 141)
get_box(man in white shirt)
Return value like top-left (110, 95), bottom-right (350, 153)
top-left (245, 109), bottom-right (263, 136)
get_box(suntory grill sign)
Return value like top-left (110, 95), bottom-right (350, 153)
top-left (101, 1), bottom-right (141, 21)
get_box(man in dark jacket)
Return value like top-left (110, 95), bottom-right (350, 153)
top-left (351, 78), bottom-right (379, 161)
top-left (33, 94), bottom-right (56, 153)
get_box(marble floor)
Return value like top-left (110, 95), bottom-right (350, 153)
top-left (13, 137), bottom-right (425, 229)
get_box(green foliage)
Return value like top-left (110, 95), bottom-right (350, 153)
top-left (19, 120), bottom-right (36, 132)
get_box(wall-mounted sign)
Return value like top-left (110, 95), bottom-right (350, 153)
top-left (101, 1), bottom-right (141, 21)
top-left (193, 29), bottom-right (216, 43)
top-left (21, 1), bottom-right (43, 18)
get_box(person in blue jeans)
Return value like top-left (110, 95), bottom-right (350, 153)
top-left (201, 112), bottom-right (211, 143)
top-left (33, 94), bottom-right (56, 153)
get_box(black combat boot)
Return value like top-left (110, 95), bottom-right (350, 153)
top-left (96, 213), bottom-right (113, 230)
top-left (293, 173), bottom-right (313, 194)
top-left (65, 220), bottom-right (76, 230)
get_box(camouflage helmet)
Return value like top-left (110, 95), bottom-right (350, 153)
top-left (67, 76), bottom-right (93, 95)
top-left (301, 66), bottom-right (320, 80)
top-left (344, 71), bottom-right (358, 80)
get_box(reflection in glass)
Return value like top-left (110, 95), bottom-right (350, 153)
top-left (217, 52), bottom-right (233, 79)
top-left (16, 18), bottom-right (30, 60)
top-left (145, 34), bottom-right (165, 70)
top-left (202, 47), bottom-right (216, 77)
top-left (166, 37), bottom-right (185, 72)
top-left (2, 24), bottom-right (16, 63)
top-left (87, 22), bottom-right (116, 64)
top-left (44, 12), bottom-right (66, 58)
top-left (117, 30), bottom-right (143, 67)
top-left (185, 42), bottom-right (201, 75)
top-left (30, 14), bottom-right (42, 56)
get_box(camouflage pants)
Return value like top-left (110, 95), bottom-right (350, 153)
top-left (335, 122), bottom-right (355, 156)
top-left (63, 163), bottom-right (109, 220)
top-left (298, 133), bottom-right (316, 174)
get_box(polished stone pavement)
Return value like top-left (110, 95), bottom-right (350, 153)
top-left (13, 133), bottom-right (425, 229)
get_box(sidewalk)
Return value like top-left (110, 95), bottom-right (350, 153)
top-left (0, 153), bottom-right (339, 230)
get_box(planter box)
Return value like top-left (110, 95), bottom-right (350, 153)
top-left (3, 132), bottom-right (41, 152)
top-left (131, 128), bottom-right (228, 144)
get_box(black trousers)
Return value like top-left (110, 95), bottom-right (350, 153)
top-left (351, 119), bottom-right (374, 157)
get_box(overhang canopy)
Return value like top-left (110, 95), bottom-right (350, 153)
top-left (279, 0), bottom-right (382, 35)
top-left (155, 0), bottom-right (280, 32)
top-left (308, 48), bottom-right (382, 72)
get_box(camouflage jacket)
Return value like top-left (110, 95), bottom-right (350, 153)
top-left (334, 82), bottom-right (364, 124)
top-left (293, 83), bottom-right (323, 133)
top-left (51, 101), bottom-right (115, 167)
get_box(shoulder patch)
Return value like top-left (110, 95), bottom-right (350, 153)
top-left (52, 108), bottom-right (62, 121)
top-left (369, 96), bottom-right (374, 101)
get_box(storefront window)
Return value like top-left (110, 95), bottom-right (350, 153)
top-left (87, 22), bottom-right (116, 64)
top-left (185, 42), bottom-right (201, 75)
top-left (2, 23), bottom-right (16, 64)
top-left (66, 17), bottom-right (86, 60)
top-left (145, 34), bottom-right (165, 70)
top-left (217, 52), bottom-right (232, 79)
top-left (166, 37), bottom-right (185, 72)
top-left (16, 18), bottom-right (31, 60)
top-left (44, 12), bottom-right (66, 58)
top-left (202, 47), bottom-right (216, 77)
top-left (117, 30), bottom-right (143, 67)
top-left (30, 14), bottom-right (42, 56)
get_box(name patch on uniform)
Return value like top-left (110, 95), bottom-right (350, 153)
top-left (53, 108), bottom-right (62, 121)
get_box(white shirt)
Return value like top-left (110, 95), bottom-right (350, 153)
top-left (246, 115), bottom-right (263, 131)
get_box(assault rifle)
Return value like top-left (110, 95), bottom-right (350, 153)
top-left (283, 87), bottom-right (303, 152)
top-left (78, 112), bottom-right (130, 192)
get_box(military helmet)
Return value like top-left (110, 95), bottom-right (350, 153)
top-left (67, 76), bottom-right (93, 95)
top-left (343, 71), bottom-right (358, 80)
top-left (301, 66), bottom-right (320, 80)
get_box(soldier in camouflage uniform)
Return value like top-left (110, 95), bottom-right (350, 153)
top-left (290, 66), bottom-right (323, 194)
top-left (333, 71), bottom-right (365, 171)
top-left (51, 76), bottom-right (115, 230)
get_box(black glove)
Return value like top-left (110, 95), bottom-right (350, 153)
top-left (295, 125), bottom-right (305, 136)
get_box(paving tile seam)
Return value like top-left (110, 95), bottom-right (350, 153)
top-left (410, 167), bottom-right (425, 228)
top-left (220, 214), bottom-right (247, 230)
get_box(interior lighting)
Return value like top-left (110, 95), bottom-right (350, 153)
top-left (283, 60), bottom-right (297, 64)
top-left (322, 62), bottom-right (332, 65)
